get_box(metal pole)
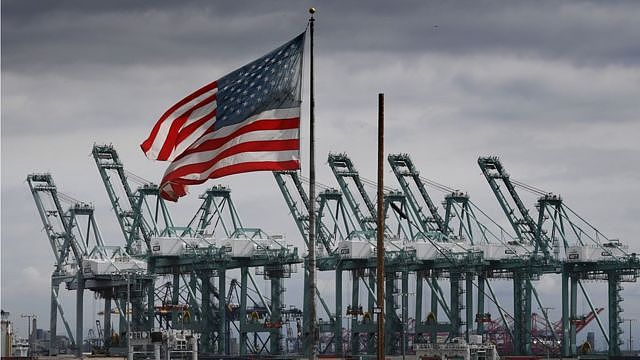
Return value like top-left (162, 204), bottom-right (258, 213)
top-left (402, 271), bottom-right (408, 360)
top-left (561, 270), bottom-right (570, 357)
top-left (127, 274), bottom-right (133, 360)
top-left (351, 270), bottom-right (360, 355)
top-left (104, 296), bottom-right (112, 349)
top-left (625, 319), bottom-right (637, 351)
top-left (376, 93), bottom-right (385, 359)
top-left (335, 266), bottom-right (343, 355)
top-left (76, 272), bottom-right (84, 358)
top-left (307, 7), bottom-right (318, 360)
top-left (570, 276), bottom-right (577, 356)
top-left (477, 275), bottom-right (485, 336)
top-left (239, 268), bottom-right (248, 354)
top-left (50, 279), bottom-right (59, 355)
top-left (219, 270), bottom-right (226, 355)
top-left (466, 274), bottom-right (473, 342)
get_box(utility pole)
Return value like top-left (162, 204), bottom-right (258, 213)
top-left (20, 313), bottom-right (37, 356)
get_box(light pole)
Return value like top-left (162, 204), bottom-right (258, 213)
top-left (20, 313), bottom-right (37, 356)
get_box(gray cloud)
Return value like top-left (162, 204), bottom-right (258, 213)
top-left (2, 0), bottom-right (639, 344)
top-left (3, 0), bottom-right (640, 74)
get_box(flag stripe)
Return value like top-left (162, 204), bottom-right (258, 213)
top-left (160, 159), bottom-right (299, 201)
top-left (157, 93), bottom-right (218, 160)
top-left (168, 95), bottom-right (218, 148)
top-left (184, 108), bottom-right (301, 151)
top-left (141, 81), bottom-right (217, 153)
top-left (141, 83), bottom-right (218, 160)
top-left (161, 152), bottom-right (300, 201)
top-left (167, 128), bottom-right (299, 175)
top-left (164, 140), bottom-right (300, 180)
top-left (201, 149), bottom-right (300, 179)
top-left (174, 117), bottom-right (299, 161)
top-left (175, 109), bottom-right (217, 146)
top-left (168, 150), bottom-right (300, 184)
top-left (206, 159), bottom-right (300, 179)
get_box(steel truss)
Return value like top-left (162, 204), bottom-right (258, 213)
top-left (30, 146), bottom-right (639, 358)
top-left (27, 174), bottom-right (152, 356)
top-left (91, 144), bottom-right (302, 356)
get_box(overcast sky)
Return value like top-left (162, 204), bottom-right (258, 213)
top-left (2, 0), bottom-right (640, 349)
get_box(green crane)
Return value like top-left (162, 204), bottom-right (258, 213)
top-left (273, 170), bottom-right (360, 355)
top-left (388, 154), bottom-right (526, 346)
top-left (536, 193), bottom-right (640, 357)
top-left (92, 144), bottom-right (175, 253)
top-left (477, 156), bottom-right (546, 355)
top-left (92, 144), bottom-right (302, 356)
top-left (388, 153), bottom-right (447, 234)
top-left (27, 174), bottom-right (151, 356)
top-left (327, 153), bottom-right (414, 355)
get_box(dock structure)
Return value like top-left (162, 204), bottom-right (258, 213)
top-left (26, 146), bottom-right (638, 358)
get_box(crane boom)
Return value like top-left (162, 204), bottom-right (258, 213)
top-left (27, 174), bottom-right (84, 268)
top-left (388, 154), bottom-right (446, 233)
top-left (478, 156), bottom-right (544, 254)
top-left (327, 154), bottom-right (377, 233)
top-left (92, 144), bottom-right (174, 251)
top-left (273, 170), bottom-right (342, 253)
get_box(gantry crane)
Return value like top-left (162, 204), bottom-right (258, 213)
top-left (477, 157), bottom-right (546, 256)
top-left (388, 154), bottom-right (447, 234)
top-left (478, 156), bottom-right (549, 355)
top-left (92, 144), bottom-right (175, 253)
top-left (92, 145), bottom-right (302, 356)
top-left (479, 155), bottom-right (640, 357)
top-left (32, 143), bottom-right (640, 358)
top-left (273, 170), bottom-right (341, 355)
top-left (387, 154), bottom-right (471, 344)
top-left (28, 173), bottom-right (83, 355)
top-left (275, 169), bottom-right (406, 355)
top-left (27, 174), bottom-right (150, 356)
top-left (535, 192), bottom-right (640, 357)
top-left (389, 154), bottom-right (565, 355)
top-left (327, 153), bottom-right (417, 355)
top-left (188, 186), bottom-right (302, 355)
top-left (275, 153), bottom-right (412, 356)
top-left (389, 154), bottom-right (517, 347)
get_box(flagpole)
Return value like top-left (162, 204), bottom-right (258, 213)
top-left (376, 93), bottom-right (385, 359)
top-left (307, 7), bottom-right (318, 360)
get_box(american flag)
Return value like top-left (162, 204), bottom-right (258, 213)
top-left (141, 32), bottom-right (306, 201)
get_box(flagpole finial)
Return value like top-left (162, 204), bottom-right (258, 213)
top-left (308, 7), bottom-right (316, 14)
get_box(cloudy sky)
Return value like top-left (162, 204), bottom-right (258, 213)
top-left (2, 0), bottom-right (639, 349)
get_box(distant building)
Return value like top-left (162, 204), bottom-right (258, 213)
top-left (1, 310), bottom-right (13, 357)
top-left (12, 337), bottom-right (29, 357)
